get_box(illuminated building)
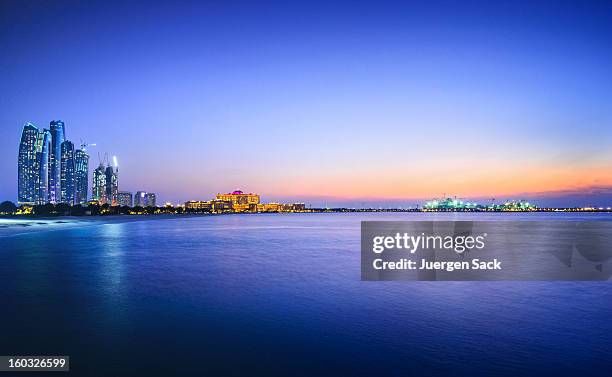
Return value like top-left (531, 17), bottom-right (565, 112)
top-left (185, 200), bottom-right (231, 213)
top-left (60, 140), bottom-right (76, 204)
top-left (424, 198), bottom-right (479, 211)
top-left (105, 164), bottom-right (119, 205)
top-left (250, 203), bottom-right (282, 212)
top-left (292, 203), bottom-right (306, 211)
top-left (185, 200), bottom-right (211, 211)
top-left (92, 155), bottom-right (119, 205)
top-left (18, 122), bottom-right (81, 205)
top-left (91, 164), bottom-right (107, 204)
top-left (18, 121), bottom-right (89, 206)
top-left (48, 120), bottom-right (66, 203)
top-left (33, 129), bottom-right (52, 204)
top-left (17, 123), bottom-right (40, 205)
top-left (423, 197), bottom-right (538, 211)
top-left (216, 190), bottom-right (260, 212)
top-left (249, 202), bottom-right (307, 212)
top-left (144, 193), bottom-right (156, 207)
top-left (92, 164), bottom-right (107, 203)
top-left (282, 203), bottom-right (306, 212)
top-left (188, 192), bottom-right (306, 214)
top-left (117, 192), bottom-right (133, 207)
top-left (497, 200), bottom-right (536, 211)
top-left (135, 191), bottom-right (156, 207)
top-left (134, 191), bottom-right (146, 207)
top-left (74, 149), bottom-right (89, 204)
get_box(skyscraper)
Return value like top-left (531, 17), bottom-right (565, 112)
top-left (92, 160), bottom-right (119, 205)
top-left (60, 140), bottom-right (76, 204)
top-left (33, 128), bottom-right (51, 205)
top-left (74, 148), bottom-right (89, 205)
top-left (18, 123), bottom-right (39, 205)
top-left (92, 164), bottom-right (107, 204)
top-left (18, 121), bottom-right (87, 206)
top-left (48, 120), bottom-right (66, 203)
top-left (105, 164), bottom-right (118, 205)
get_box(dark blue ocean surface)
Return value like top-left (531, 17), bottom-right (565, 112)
top-left (0, 213), bottom-right (610, 376)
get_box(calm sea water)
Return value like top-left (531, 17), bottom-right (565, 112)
top-left (0, 213), bottom-right (611, 376)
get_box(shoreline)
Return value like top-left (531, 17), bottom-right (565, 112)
top-left (2, 208), bottom-right (612, 219)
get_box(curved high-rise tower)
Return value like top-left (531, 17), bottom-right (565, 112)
top-left (18, 123), bottom-right (51, 205)
top-left (49, 120), bottom-right (66, 203)
top-left (17, 123), bottom-right (39, 205)
top-left (34, 129), bottom-right (51, 204)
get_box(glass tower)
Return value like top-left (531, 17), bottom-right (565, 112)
top-left (144, 193), bottom-right (156, 207)
top-left (117, 192), bottom-right (133, 207)
top-left (105, 165), bottom-right (119, 206)
top-left (33, 129), bottom-right (51, 205)
top-left (92, 164), bottom-right (107, 204)
top-left (17, 123), bottom-right (39, 205)
top-left (49, 120), bottom-right (66, 203)
top-left (134, 191), bottom-right (156, 207)
top-left (134, 191), bottom-right (146, 207)
top-left (60, 140), bottom-right (76, 204)
top-left (74, 148), bottom-right (89, 205)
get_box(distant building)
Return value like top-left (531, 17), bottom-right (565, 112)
top-left (92, 161), bottom-right (118, 205)
top-left (184, 199), bottom-right (231, 213)
top-left (48, 120), bottom-right (66, 203)
top-left (144, 193), bottom-right (156, 207)
top-left (216, 190), bottom-right (260, 212)
top-left (117, 191), bottom-right (133, 207)
top-left (92, 164), bottom-right (107, 204)
top-left (263, 203), bottom-right (282, 212)
top-left (105, 165), bottom-right (118, 205)
top-left (424, 198), bottom-right (479, 211)
top-left (185, 200), bottom-right (211, 211)
top-left (249, 202), bottom-right (306, 212)
top-left (189, 192), bottom-right (306, 214)
top-left (60, 140), bottom-right (76, 204)
top-left (292, 203), bottom-right (306, 211)
top-left (250, 203), bottom-right (281, 212)
top-left (134, 191), bottom-right (145, 207)
top-left (74, 149), bottom-right (89, 204)
top-left (135, 191), bottom-right (156, 207)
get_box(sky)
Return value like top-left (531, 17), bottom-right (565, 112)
top-left (0, 0), bottom-right (611, 207)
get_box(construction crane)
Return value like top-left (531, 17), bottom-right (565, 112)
top-left (79, 139), bottom-right (97, 152)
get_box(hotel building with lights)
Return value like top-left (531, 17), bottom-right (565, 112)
top-left (215, 190), bottom-right (260, 212)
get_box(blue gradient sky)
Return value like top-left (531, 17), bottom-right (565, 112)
top-left (1, 1), bottom-right (611, 207)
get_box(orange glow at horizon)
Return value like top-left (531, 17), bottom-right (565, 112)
top-left (271, 161), bottom-right (612, 200)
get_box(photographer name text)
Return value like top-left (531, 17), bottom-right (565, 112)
top-left (371, 232), bottom-right (501, 271)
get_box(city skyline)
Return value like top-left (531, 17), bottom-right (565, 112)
top-left (1, 1), bottom-right (611, 207)
top-left (15, 119), bottom-right (160, 208)
top-left (17, 120), bottom-right (90, 206)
